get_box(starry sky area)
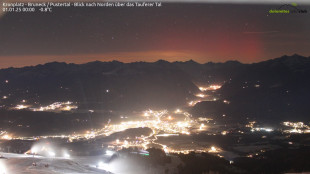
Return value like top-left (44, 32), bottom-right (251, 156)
top-left (0, 2), bottom-right (309, 68)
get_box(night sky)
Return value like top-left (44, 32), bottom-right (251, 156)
top-left (0, 1), bottom-right (310, 68)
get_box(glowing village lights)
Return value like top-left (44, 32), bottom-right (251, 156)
top-left (283, 121), bottom-right (307, 129)
top-left (199, 123), bottom-right (205, 130)
top-left (198, 87), bottom-right (208, 91)
top-left (12, 109), bottom-right (222, 156)
top-left (181, 131), bottom-right (190, 135)
top-left (208, 146), bottom-right (219, 153)
top-left (198, 117), bottom-right (212, 122)
top-left (209, 85), bottom-right (221, 90)
top-left (196, 93), bottom-right (206, 98)
top-left (30, 101), bottom-right (78, 112)
top-left (15, 104), bottom-right (28, 110)
top-left (251, 128), bottom-right (273, 132)
top-left (1, 134), bottom-right (12, 140)
top-left (223, 100), bottom-right (230, 104)
top-left (188, 100), bottom-right (200, 106)
top-left (63, 106), bottom-right (71, 111)
top-left (124, 140), bottom-right (129, 147)
top-left (2, 96), bottom-right (7, 99)
top-left (221, 131), bottom-right (227, 135)
top-left (84, 131), bottom-right (96, 139)
top-left (282, 121), bottom-right (310, 134)
top-left (265, 128), bottom-right (273, 132)
top-left (245, 121), bottom-right (256, 128)
top-left (174, 109), bottom-right (181, 113)
top-left (289, 128), bottom-right (303, 134)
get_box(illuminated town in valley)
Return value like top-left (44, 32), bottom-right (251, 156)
top-left (1, 81), bottom-right (310, 173)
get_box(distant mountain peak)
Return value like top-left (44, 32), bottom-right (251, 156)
top-left (155, 59), bottom-right (170, 64)
top-left (224, 60), bottom-right (242, 64)
top-left (186, 59), bottom-right (198, 64)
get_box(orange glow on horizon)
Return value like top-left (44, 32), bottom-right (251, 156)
top-left (0, 50), bottom-right (273, 69)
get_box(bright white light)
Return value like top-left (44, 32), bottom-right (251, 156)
top-left (198, 87), bottom-right (207, 91)
top-left (209, 85), bottom-right (221, 90)
top-left (251, 127), bottom-right (273, 132)
top-left (64, 106), bottom-right (71, 110)
top-left (1, 134), bottom-right (12, 140)
top-left (31, 147), bottom-right (38, 154)
top-left (84, 131), bottom-right (96, 139)
top-left (209, 146), bottom-right (219, 153)
top-left (49, 151), bottom-right (55, 157)
top-left (0, 161), bottom-right (6, 174)
top-left (106, 150), bottom-right (114, 156)
top-left (174, 109), bottom-right (181, 113)
top-left (97, 161), bottom-right (113, 172)
top-left (124, 140), bottom-right (129, 147)
top-left (196, 93), bottom-right (205, 98)
top-left (188, 100), bottom-right (200, 106)
top-left (221, 131), bottom-right (227, 135)
top-left (64, 153), bottom-right (70, 158)
top-left (98, 161), bottom-right (104, 166)
top-left (15, 105), bottom-right (28, 110)
top-left (289, 129), bottom-right (303, 134)
top-left (223, 100), bottom-right (230, 104)
top-left (31, 101), bottom-right (77, 112)
top-left (199, 123), bottom-right (205, 130)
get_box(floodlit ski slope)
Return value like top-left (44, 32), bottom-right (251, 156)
top-left (0, 153), bottom-right (109, 174)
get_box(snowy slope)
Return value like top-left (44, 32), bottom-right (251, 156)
top-left (0, 153), bottom-right (109, 174)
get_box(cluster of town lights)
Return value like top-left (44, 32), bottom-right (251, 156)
top-left (12, 101), bottom-right (78, 112)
